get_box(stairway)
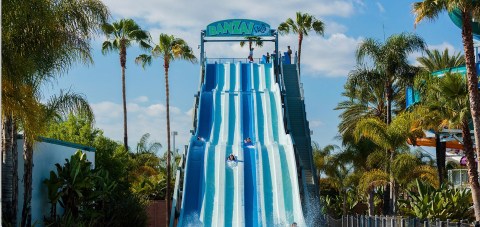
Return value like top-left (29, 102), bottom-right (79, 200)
top-left (281, 64), bottom-right (318, 197)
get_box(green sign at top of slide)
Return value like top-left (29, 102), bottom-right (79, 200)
top-left (206, 19), bottom-right (272, 37)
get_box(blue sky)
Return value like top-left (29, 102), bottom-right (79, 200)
top-left (42, 0), bottom-right (463, 154)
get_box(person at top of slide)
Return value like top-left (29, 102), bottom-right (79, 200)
top-left (287, 46), bottom-right (292, 62)
top-left (248, 47), bottom-right (254, 62)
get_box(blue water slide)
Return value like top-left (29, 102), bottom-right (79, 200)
top-left (179, 91), bottom-right (213, 224)
top-left (241, 63), bottom-right (260, 225)
top-left (205, 63), bottom-right (217, 92)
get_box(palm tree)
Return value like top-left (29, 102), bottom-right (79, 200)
top-left (2, 0), bottom-right (108, 225)
top-left (415, 49), bottom-right (465, 183)
top-left (136, 133), bottom-right (162, 154)
top-left (336, 66), bottom-right (388, 137)
top-left (101, 19), bottom-right (151, 152)
top-left (135, 33), bottom-right (197, 225)
top-left (355, 33), bottom-right (425, 214)
top-left (356, 33), bottom-right (426, 125)
top-left (417, 49), bottom-right (465, 72)
top-left (353, 112), bottom-right (425, 214)
top-left (413, 0), bottom-right (480, 182)
top-left (21, 90), bottom-right (95, 226)
top-left (240, 36), bottom-right (263, 60)
top-left (412, 72), bottom-right (480, 220)
top-left (278, 12), bottom-right (325, 74)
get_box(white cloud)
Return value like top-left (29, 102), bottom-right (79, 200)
top-left (427, 42), bottom-right (456, 53)
top-left (133, 96), bottom-right (149, 103)
top-left (92, 100), bottom-right (194, 154)
top-left (310, 120), bottom-right (324, 128)
top-left (284, 33), bottom-right (363, 77)
top-left (376, 2), bottom-right (385, 13)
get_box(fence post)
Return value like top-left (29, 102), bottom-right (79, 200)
top-left (447, 219), bottom-right (450, 227)
top-left (401, 217), bottom-right (405, 227)
top-left (391, 216), bottom-right (395, 227)
top-left (382, 216), bottom-right (386, 227)
top-left (351, 215), bottom-right (355, 227)
top-left (374, 215), bottom-right (378, 227)
top-left (423, 220), bottom-right (428, 227)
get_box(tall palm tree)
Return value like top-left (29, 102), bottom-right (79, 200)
top-left (356, 33), bottom-right (426, 125)
top-left (413, 0), bottom-right (480, 181)
top-left (278, 12), bottom-right (325, 74)
top-left (101, 19), bottom-right (150, 152)
top-left (412, 72), bottom-right (480, 220)
top-left (2, 0), bottom-right (108, 225)
top-left (135, 33), bottom-right (197, 225)
top-left (355, 33), bottom-right (425, 214)
top-left (416, 48), bottom-right (465, 183)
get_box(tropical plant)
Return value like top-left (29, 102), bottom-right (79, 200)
top-left (240, 36), bottom-right (263, 59)
top-left (415, 49), bottom-right (465, 183)
top-left (356, 33), bottom-right (425, 125)
top-left (2, 0), bottom-right (108, 225)
top-left (354, 33), bottom-right (425, 214)
top-left (398, 179), bottom-right (473, 221)
top-left (412, 72), bottom-right (480, 220)
top-left (135, 33), bottom-right (196, 225)
top-left (21, 91), bottom-right (94, 227)
top-left (278, 11), bottom-right (325, 73)
top-left (136, 133), bottom-right (162, 154)
top-left (101, 18), bottom-right (151, 152)
top-left (336, 67), bottom-right (388, 138)
top-left (413, 2), bottom-right (480, 181)
top-left (417, 49), bottom-right (465, 73)
top-left (354, 112), bottom-right (425, 214)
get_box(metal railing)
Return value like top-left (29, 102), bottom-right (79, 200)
top-left (325, 215), bottom-right (473, 227)
top-left (448, 169), bottom-right (470, 189)
top-left (169, 153), bottom-right (186, 227)
top-left (205, 57), bottom-right (262, 64)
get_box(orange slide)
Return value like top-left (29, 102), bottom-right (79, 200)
top-left (408, 138), bottom-right (464, 150)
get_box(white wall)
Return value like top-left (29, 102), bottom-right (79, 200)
top-left (16, 138), bottom-right (95, 226)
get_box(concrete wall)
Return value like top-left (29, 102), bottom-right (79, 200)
top-left (16, 137), bottom-right (95, 226)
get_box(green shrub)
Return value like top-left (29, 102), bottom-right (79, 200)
top-left (398, 179), bottom-right (473, 221)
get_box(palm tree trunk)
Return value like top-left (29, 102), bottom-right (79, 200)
top-left (298, 33), bottom-right (303, 75)
top-left (120, 40), bottom-right (128, 152)
top-left (342, 191), bottom-right (347, 215)
top-left (21, 136), bottom-right (33, 227)
top-left (164, 60), bottom-right (172, 226)
top-left (462, 119), bottom-right (480, 221)
top-left (435, 134), bottom-right (447, 183)
top-left (368, 190), bottom-right (374, 215)
top-left (11, 120), bottom-right (18, 226)
top-left (461, 11), bottom-right (480, 174)
top-left (386, 81), bottom-right (394, 215)
top-left (2, 116), bottom-right (13, 223)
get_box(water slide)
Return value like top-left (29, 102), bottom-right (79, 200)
top-left (178, 62), bottom-right (305, 226)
